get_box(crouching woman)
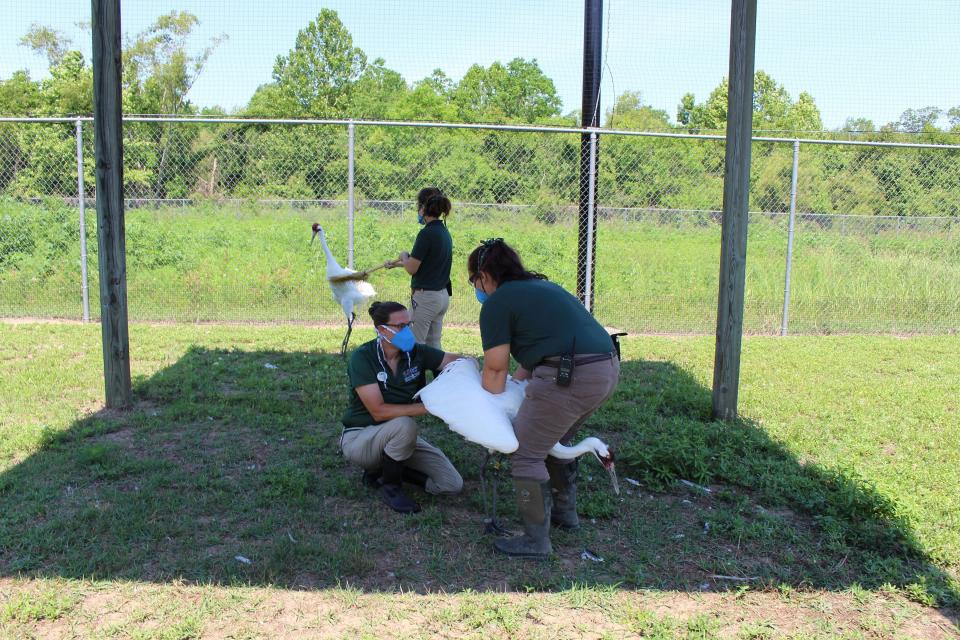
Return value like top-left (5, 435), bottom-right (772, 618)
top-left (339, 301), bottom-right (464, 514)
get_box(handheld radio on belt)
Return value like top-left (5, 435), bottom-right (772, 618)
top-left (556, 337), bottom-right (575, 387)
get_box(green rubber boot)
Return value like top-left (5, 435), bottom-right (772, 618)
top-left (546, 458), bottom-right (579, 531)
top-left (493, 478), bottom-right (553, 558)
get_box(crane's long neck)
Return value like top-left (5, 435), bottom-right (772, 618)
top-left (316, 230), bottom-right (341, 271)
top-left (548, 438), bottom-right (598, 460)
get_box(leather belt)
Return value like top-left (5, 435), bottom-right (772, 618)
top-left (540, 352), bottom-right (614, 367)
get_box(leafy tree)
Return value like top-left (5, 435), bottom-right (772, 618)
top-left (18, 25), bottom-right (71, 67)
top-left (0, 71), bottom-right (41, 115)
top-left (843, 117), bottom-right (876, 133)
top-left (453, 58), bottom-right (562, 123)
top-left (949, 107), bottom-right (960, 130)
top-left (678, 71), bottom-right (823, 134)
top-left (896, 107), bottom-right (942, 133)
top-left (349, 58), bottom-right (409, 119)
top-left (605, 91), bottom-right (670, 130)
top-left (271, 9), bottom-right (367, 117)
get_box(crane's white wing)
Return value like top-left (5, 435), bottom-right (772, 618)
top-left (414, 358), bottom-right (520, 453)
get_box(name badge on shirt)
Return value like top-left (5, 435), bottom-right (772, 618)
top-left (403, 366), bottom-right (421, 383)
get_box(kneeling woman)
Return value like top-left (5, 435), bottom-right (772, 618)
top-left (340, 301), bottom-right (464, 514)
top-left (468, 239), bottom-right (619, 557)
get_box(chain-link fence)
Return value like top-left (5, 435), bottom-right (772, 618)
top-left (1, 117), bottom-right (958, 333)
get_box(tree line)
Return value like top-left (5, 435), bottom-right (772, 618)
top-left (1, 9), bottom-right (958, 217)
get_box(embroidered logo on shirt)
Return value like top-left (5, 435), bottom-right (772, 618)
top-left (402, 366), bottom-right (421, 383)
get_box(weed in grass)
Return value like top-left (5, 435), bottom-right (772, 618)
top-left (0, 588), bottom-right (78, 623)
top-left (737, 620), bottom-right (776, 639)
top-left (686, 613), bottom-right (721, 639)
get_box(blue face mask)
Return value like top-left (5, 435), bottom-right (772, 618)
top-left (382, 325), bottom-right (416, 352)
top-left (475, 287), bottom-right (488, 304)
top-left (417, 213), bottom-right (425, 225)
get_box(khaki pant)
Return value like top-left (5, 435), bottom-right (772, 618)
top-left (410, 289), bottom-right (449, 349)
top-left (340, 416), bottom-right (463, 495)
top-left (511, 356), bottom-right (620, 481)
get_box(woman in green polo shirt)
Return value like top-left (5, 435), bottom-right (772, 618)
top-left (467, 239), bottom-right (620, 558)
top-left (340, 301), bottom-right (465, 514)
top-left (398, 188), bottom-right (453, 349)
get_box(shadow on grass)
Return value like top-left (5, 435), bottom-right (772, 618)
top-left (0, 347), bottom-right (956, 618)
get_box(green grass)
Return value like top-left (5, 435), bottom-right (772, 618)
top-left (2, 200), bottom-right (958, 333)
top-left (0, 322), bottom-right (958, 637)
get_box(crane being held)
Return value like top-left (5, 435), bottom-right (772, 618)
top-left (414, 358), bottom-right (619, 534)
top-left (311, 223), bottom-right (399, 356)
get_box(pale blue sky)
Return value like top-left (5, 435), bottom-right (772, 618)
top-left (2, 1), bottom-right (958, 129)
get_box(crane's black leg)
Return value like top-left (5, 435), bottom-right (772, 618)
top-left (340, 312), bottom-right (354, 357)
top-left (480, 451), bottom-right (511, 536)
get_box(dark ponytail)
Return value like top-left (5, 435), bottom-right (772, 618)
top-left (423, 194), bottom-right (451, 220)
top-left (368, 301), bottom-right (406, 326)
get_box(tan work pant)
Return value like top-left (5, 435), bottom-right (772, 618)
top-left (511, 356), bottom-right (620, 482)
top-left (340, 416), bottom-right (463, 495)
top-left (410, 289), bottom-right (449, 349)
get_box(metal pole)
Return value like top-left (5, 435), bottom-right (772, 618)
top-left (712, 0), bottom-right (757, 421)
top-left (585, 131), bottom-right (597, 311)
top-left (75, 118), bottom-right (91, 322)
top-left (780, 140), bottom-right (800, 336)
top-left (347, 121), bottom-right (355, 270)
top-left (577, 0), bottom-right (602, 307)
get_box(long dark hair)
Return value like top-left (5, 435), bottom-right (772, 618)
top-left (468, 239), bottom-right (547, 285)
top-left (368, 301), bottom-right (406, 325)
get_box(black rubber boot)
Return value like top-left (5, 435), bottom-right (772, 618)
top-left (546, 458), bottom-right (579, 530)
top-left (493, 478), bottom-right (552, 558)
top-left (379, 454), bottom-right (421, 514)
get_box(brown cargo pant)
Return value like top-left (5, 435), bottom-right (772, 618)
top-left (510, 356), bottom-right (620, 482)
top-left (340, 416), bottom-right (463, 495)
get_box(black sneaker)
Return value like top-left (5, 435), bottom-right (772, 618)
top-left (380, 483), bottom-right (421, 514)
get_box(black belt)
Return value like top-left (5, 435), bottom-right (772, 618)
top-left (540, 352), bottom-right (614, 367)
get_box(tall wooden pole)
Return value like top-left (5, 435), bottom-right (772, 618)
top-left (577, 0), bottom-right (602, 310)
top-left (712, 0), bottom-right (757, 421)
top-left (92, 0), bottom-right (131, 408)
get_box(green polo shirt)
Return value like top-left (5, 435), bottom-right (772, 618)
top-left (341, 339), bottom-right (445, 428)
top-left (410, 220), bottom-right (453, 290)
top-left (479, 279), bottom-right (614, 370)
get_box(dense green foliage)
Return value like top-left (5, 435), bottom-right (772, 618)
top-left (1, 10), bottom-right (959, 216)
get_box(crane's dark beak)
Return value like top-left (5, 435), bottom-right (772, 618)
top-left (310, 228), bottom-right (318, 244)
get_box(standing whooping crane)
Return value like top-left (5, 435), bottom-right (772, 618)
top-left (311, 223), bottom-right (377, 356)
top-left (414, 358), bottom-right (619, 534)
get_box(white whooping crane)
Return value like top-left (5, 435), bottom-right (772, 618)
top-left (415, 358), bottom-right (619, 534)
top-left (311, 223), bottom-right (376, 356)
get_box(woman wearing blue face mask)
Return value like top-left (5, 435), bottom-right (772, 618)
top-left (467, 239), bottom-right (620, 558)
top-left (398, 188), bottom-right (453, 350)
top-left (339, 301), bottom-right (465, 514)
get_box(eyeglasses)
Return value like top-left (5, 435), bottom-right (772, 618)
top-left (468, 273), bottom-right (479, 286)
top-left (383, 322), bottom-right (411, 330)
